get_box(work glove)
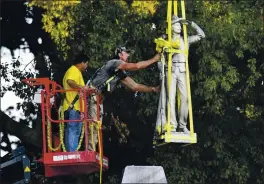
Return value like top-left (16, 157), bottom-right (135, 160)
top-left (154, 37), bottom-right (180, 52)
top-left (154, 37), bottom-right (168, 53)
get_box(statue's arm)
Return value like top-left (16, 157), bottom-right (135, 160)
top-left (188, 21), bottom-right (205, 44)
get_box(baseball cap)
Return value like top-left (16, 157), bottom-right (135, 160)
top-left (115, 46), bottom-right (133, 56)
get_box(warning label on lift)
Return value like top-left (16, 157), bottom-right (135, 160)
top-left (24, 166), bottom-right (31, 172)
top-left (53, 154), bottom-right (81, 161)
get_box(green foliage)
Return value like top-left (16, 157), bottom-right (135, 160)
top-left (147, 1), bottom-right (264, 184)
top-left (3, 0), bottom-right (264, 183)
top-left (32, 0), bottom-right (264, 183)
top-left (28, 1), bottom-right (80, 57)
top-left (28, 0), bottom-right (159, 58)
top-left (193, 1), bottom-right (264, 116)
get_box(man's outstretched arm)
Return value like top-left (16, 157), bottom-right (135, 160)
top-left (121, 76), bottom-right (160, 93)
top-left (118, 54), bottom-right (161, 71)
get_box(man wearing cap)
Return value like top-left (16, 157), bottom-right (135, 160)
top-left (63, 53), bottom-right (89, 152)
top-left (87, 46), bottom-right (161, 151)
top-left (156, 15), bottom-right (205, 134)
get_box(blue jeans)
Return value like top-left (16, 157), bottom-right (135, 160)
top-left (64, 109), bottom-right (82, 152)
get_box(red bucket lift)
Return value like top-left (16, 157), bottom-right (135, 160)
top-left (22, 78), bottom-right (108, 180)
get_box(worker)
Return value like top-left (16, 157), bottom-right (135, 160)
top-left (156, 15), bottom-right (205, 134)
top-left (87, 46), bottom-right (161, 151)
top-left (63, 53), bottom-right (89, 152)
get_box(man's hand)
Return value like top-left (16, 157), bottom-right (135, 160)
top-left (152, 53), bottom-right (161, 62)
top-left (82, 86), bottom-right (89, 91)
top-left (180, 19), bottom-right (192, 25)
top-left (155, 38), bottom-right (170, 53)
top-left (79, 86), bottom-right (89, 97)
top-left (174, 17), bottom-right (185, 23)
top-left (67, 79), bottom-right (88, 90)
top-left (152, 85), bottom-right (161, 93)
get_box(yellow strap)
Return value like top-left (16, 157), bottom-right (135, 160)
top-left (88, 121), bottom-right (103, 184)
top-left (107, 84), bottom-right (110, 91)
top-left (181, 0), bottom-right (194, 136)
top-left (105, 76), bottom-right (115, 91)
top-left (96, 121), bottom-right (103, 184)
top-left (105, 76), bottom-right (114, 83)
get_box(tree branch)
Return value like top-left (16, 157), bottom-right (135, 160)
top-left (1, 132), bottom-right (12, 153)
top-left (0, 111), bottom-right (42, 149)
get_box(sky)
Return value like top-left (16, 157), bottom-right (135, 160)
top-left (1, 9), bottom-right (37, 156)
top-left (1, 45), bottom-right (35, 156)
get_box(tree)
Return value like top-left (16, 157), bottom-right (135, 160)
top-left (1, 1), bottom-right (47, 152)
top-left (0, 0), bottom-right (65, 153)
top-left (1, 0), bottom-right (264, 184)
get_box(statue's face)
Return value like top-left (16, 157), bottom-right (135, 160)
top-left (172, 22), bottom-right (181, 34)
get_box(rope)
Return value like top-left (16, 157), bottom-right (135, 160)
top-left (96, 121), bottom-right (103, 184)
top-left (58, 106), bottom-right (66, 152)
top-left (88, 120), bottom-right (103, 184)
top-left (46, 105), bottom-right (85, 152)
top-left (76, 117), bottom-right (85, 151)
top-left (47, 118), bottom-right (62, 151)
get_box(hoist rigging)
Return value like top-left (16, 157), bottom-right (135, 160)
top-left (153, 0), bottom-right (203, 146)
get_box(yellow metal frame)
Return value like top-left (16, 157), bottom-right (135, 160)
top-left (157, 0), bottom-right (196, 144)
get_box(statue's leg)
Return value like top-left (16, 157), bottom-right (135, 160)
top-left (177, 69), bottom-right (189, 133)
top-left (155, 82), bottom-right (163, 132)
top-left (160, 76), bottom-right (167, 128)
top-left (156, 76), bottom-right (167, 133)
top-left (169, 66), bottom-right (178, 131)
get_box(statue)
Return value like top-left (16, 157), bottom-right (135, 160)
top-left (156, 15), bottom-right (205, 134)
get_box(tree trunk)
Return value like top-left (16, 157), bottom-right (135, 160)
top-left (0, 110), bottom-right (42, 149)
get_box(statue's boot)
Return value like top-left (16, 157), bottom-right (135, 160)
top-left (178, 126), bottom-right (190, 134)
